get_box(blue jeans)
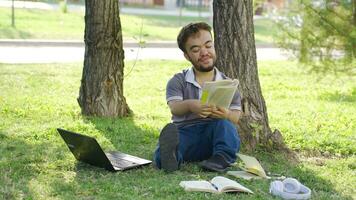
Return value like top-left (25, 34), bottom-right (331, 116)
top-left (154, 119), bottom-right (240, 169)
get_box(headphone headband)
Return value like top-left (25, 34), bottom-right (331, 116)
top-left (270, 178), bottom-right (311, 200)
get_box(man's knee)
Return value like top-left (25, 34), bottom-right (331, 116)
top-left (215, 119), bottom-right (240, 149)
top-left (215, 119), bottom-right (238, 133)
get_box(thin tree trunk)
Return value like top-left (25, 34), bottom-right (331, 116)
top-left (78, 0), bottom-right (130, 117)
top-left (213, 0), bottom-right (285, 151)
top-left (353, 0), bottom-right (356, 57)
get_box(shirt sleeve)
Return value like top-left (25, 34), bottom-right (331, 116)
top-left (166, 73), bottom-right (184, 103)
top-left (229, 90), bottom-right (242, 111)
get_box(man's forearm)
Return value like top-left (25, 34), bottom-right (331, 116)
top-left (168, 100), bottom-right (195, 116)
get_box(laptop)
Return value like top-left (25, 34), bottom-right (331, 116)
top-left (57, 128), bottom-right (152, 171)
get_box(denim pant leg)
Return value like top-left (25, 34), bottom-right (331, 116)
top-left (153, 119), bottom-right (240, 168)
top-left (210, 119), bottom-right (240, 163)
top-left (153, 122), bottom-right (212, 168)
top-left (179, 123), bottom-right (213, 162)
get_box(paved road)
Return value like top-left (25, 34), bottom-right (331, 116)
top-left (0, 1), bottom-right (292, 63)
top-left (0, 44), bottom-right (291, 63)
top-left (0, 0), bottom-right (212, 17)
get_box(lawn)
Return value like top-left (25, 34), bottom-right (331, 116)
top-left (0, 7), bottom-right (277, 44)
top-left (0, 60), bottom-right (355, 199)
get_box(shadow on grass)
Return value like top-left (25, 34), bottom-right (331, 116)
top-left (72, 117), bottom-right (354, 199)
top-left (70, 117), bottom-right (354, 199)
top-left (48, 117), bottom-right (181, 199)
top-left (85, 116), bottom-right (158, 160)
top-left (0, 128), bottom-right (74, 199)
top-left (0, 123), bottom-right (159, 200)
top-left (319, 87), bottom-right (356, 103)
top-left (1, 121), bottom-right (353, 199)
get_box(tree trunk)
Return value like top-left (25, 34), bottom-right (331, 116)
top-left (353, 0), bottom-right (356, 57)
top-left (213, 0), bottom-right (285, 151)
top-left (78, 0), bottom-right (130, 117)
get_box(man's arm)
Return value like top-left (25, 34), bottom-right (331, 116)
top-left (168, 100), bottom-right (214, 118)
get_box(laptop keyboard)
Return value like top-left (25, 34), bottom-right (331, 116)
top-left (110, 159), bottom-right (135, 168)
top-left (106, 152), bottom-right (137, 168)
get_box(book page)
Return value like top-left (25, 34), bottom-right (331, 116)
top-left (201, 79), bottom-right (239, 109)
top-left (210, 176), bottom-right (253, 194)
top-left (227, 171), bottom-right (263, 180)
top-left (207, 86), bottom-right (236, 109)
top-left (237, 154), bottom-right (268, 178)
top-left (179, 180), bottom-right (218, 193)
top-left (204, 79), bottom-right (237, 88)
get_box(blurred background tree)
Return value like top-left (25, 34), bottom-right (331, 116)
top-left (275, 0), bottom-right (355, 75)
top-left (253, 0), bottom-right (266, 15)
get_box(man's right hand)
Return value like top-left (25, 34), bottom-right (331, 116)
top-left (168, 99), bottom-right (214, 118)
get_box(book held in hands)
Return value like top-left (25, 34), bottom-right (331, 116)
top-left (179, 176), bottom-right (253, 194)
top-left (201, 79), bottom-right (239, 109)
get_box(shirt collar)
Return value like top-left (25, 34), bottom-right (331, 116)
top-left (185, 67), bottom-right (224, 88)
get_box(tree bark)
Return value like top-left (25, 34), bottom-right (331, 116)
top-left (213, 0), bottom-right (285, 151)
top-left (78, 0), bottom-right (130, 117)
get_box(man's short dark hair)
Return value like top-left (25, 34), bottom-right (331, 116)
top-left (177, 22), bottom-right (212, 53)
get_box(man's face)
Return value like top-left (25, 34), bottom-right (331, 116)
top-left (184, 30), bottom-right (216, 72)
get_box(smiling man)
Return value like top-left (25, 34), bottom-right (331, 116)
top-left (153, 22), bottom-right (242, 172)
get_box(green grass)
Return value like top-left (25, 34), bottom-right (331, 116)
top-left (0, 8), bottom-right (277, 44)
top-left (260, 62), bottom-right (356, 156)
top-left (0, 8), bottom-right (85, 39)
top-left (0, 60), bottom-right (355, 199)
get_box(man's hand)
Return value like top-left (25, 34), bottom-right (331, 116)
top-left (169, 100), bottom-right (241, 123)
top-left (210, 106), bottom-right (229, 119)
top-left (188, 100), bottom-right (214, 118)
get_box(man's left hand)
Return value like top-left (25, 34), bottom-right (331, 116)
top-left (210, 106), bottom-right (230, 119)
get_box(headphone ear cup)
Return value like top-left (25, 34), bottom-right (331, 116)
top-left (283, 178), bottom-right (301, 194)
top-left (270, 179), bottom-right (311, 200)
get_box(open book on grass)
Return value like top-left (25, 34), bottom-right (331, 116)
top-left (228, 153), bottom-right (268, 180)
top-left (179, 176), bottom-right (253, 194)
top-left (201, 79), bottom-right (239, 109)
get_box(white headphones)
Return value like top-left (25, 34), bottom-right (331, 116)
top-left (270, 178), bottom-right (311, 200)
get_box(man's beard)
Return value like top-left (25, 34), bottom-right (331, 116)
top-left (193, 64), bottom-right (214, 72)
top-left (186, 54), bottom-right (216, 72)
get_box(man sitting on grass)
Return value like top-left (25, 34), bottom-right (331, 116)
top-left (153, 22), bottom-right (242, 172)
